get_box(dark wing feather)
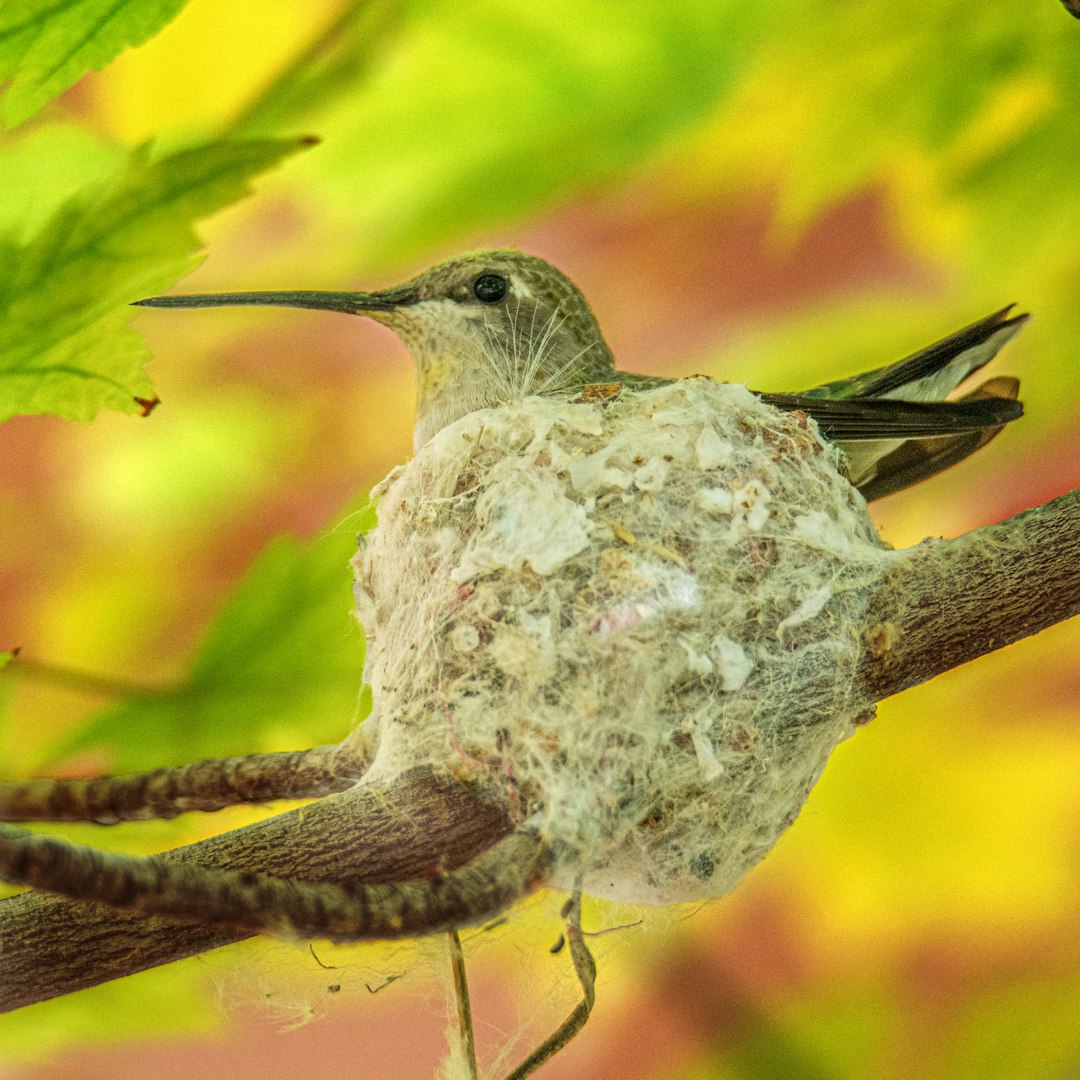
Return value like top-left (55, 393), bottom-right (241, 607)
top-left (853, 377), bottom-right (1021, 501)
top-left (757, 391), bottom-right (1023, 442)
top-left (804, 306), bottom-right (1028, 401)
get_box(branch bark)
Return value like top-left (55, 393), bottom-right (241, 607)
top-left (0, 769), bottom-right (511, 1013)
top-left (858, 487), bottom-right (1080, 699)
top-left (1, 488), bottom-right (1077, 1013)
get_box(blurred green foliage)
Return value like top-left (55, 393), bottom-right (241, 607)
top-left (1, 0), bottom-right (1079, 1077)
top-left (0, 125), bottom-right (123, 238)
top-left (0, 0), bottom-right (188, 129)
top-left (0, 137), bottom-right (309, 422)
top-left (270, 0), bottom-right (765, 262)
top-left (41, 504), bottom-right (371, 771)
top-left (684, 5), bottom-right (1080, 398)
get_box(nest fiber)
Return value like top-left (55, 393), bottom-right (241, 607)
top-left (344, 379), bottom-right (892, 904)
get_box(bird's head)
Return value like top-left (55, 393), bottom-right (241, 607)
top-left (136, 249), bottom-right (616, 448)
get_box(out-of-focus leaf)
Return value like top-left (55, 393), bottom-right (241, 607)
top-left (680, 6), bottom-right (1080, 262)
top-left (0, 125), bottom-right (124, 240)
top-left (228, 0), bottom-right (407, 136)
top-left (944, 971), bottom-right (1080, 1080)
top-left (0, 137), bottom-right (312, 424)
top-left (0, 0), bottom-right (189, 129)
top-left (0, 957), bottom-right (220, 1064)
top-left (666, 2), bottom-right (1080, 453)
top-left (44, 502), bottom-right (375, 772)
top-left (301, 0), bottom-right (767, 264)
top-left (0, 650), bottom-right (12, 670)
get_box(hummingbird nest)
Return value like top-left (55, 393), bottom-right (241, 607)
top-left (343, 378), bottom-right (892, 904)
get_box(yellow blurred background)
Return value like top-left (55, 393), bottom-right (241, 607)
top-left (2, 1), bottom-right (1080, 1077)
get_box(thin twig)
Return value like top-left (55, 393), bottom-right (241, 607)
top-left (504, 890), bottom-right (596, 1080)
top-left (0, 769), bottom-right (512, 1012)
top-left (4, 653), bottom-right (172, 699)
top-left (449, 929), bottom-right (479, 1080)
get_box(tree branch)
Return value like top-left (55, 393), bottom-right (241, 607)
top-left (859, 487), bottom-right (1080, 700)
top-left (0, 769), bottom-right (511, 1013)
top-left (1, 488), bottom-right (1077, 1013)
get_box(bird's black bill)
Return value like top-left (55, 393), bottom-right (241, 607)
top-left (132, 287), bottom-right (419, 314)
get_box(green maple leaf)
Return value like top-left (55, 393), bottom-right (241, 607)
top-left (0, 136), bottom-right (313, 423)
top-left (44, 501), bottom-right (376, 772)
top-left (0, 0), bottom-right (189, 129)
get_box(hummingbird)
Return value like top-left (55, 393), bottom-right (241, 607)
top-left (135, 249), bottom-right (1025, 500)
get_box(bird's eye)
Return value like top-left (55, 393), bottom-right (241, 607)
top-left (472, 273), bottom-right (508, 303)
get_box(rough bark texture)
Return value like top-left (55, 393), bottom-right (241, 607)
top-left (0, 488), bottom-right (1077, 1013)
top-left (858, 488), bottom-right (1080, 699)
top-left (0, 769), bottom-right (511, 1013)
top-left (0, 744), bottom-right (352, 822)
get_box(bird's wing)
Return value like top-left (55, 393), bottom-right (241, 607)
top-left (758, 388), bottom-right (1023, 442)
top-left (803, 306), bottom-right (1028, 401)
top-left (845, 377), bottom-right (1021, 501)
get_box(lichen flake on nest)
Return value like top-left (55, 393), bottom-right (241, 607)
top-left (344, 379), bottom-right (892, 904)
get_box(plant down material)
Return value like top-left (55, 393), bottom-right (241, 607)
top-left (344, 378), bottom-right (892, 904)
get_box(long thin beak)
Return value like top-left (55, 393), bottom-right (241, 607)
top-left (132, 285), bottom-right (419, 315)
